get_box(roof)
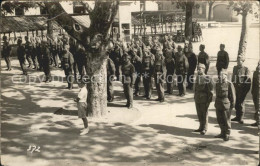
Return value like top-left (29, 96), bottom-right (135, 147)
top-left (71, 15), bottom-right (91, 28)
top-left (0, 16), bottom-right (60, 33)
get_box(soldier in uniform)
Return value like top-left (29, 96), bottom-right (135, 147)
top-left (216, 44), bottom-right (229, 77)
top-left (194, 64), bottom-right (213, 135)
top-left (142, 48), bottom-right (154, 99)
top-left (215, 69), bottom-right (236, 141)
top-left (251, 61), bottom-right (260, 126)
top-left (164, 42), bottom-right (175, 94)
top-left (121, 53), bottom-right (135, 109)
top-left (107, 54), bottom-right (116, 102)
top-left (50, 37), bottom-right (59, 68)
top-left (69, 38), bottom-right (78, 80)
top-left (24, 36), bottom-right (33, 68)
top-left (17, 38), bottom-right (27, 75)
top-left (35, 37), bottom-right (43, 70)
top-left (30, 37), bottom-right (39, 70)
top-left (61, 44), bottom-right (75, 89)
top-left (110, 41), bottom-right (123, 81)
top-left (76, 43), bottom-right (87, 79)
top-left (185, 44), bottom-right (197, 90)
top-left (2, 36), bottom-right (12, 71)
top-left (198, 44), bottom-right (210, 74)
top-left (41, 38), bottom-right (52, 82)
top-left (175, 45), bottom-right (189, 97)
top-left (154, 49), bottom-right (166, 102)
top-left (231, 55), bottom-right (251, 124)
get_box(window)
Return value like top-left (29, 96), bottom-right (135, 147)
top-left (73, 2), bottom-right (86, 14)
top-left (15, 7), bottom-right (24, 16)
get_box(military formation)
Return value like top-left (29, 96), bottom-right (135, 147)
top-left (1, 34), bottom-right (259, 141)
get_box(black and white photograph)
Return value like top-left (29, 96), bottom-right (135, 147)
top-left (0, 0), bottom-right (259, 165)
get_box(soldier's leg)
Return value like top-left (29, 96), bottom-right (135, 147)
top-left (201, 103), bottom-right (209, 131)
top-left (235, 95), bottom-right (244, 120)
top-left (53, 53), bottom-right (59, 67)
top-left (195, 103), bottom-right (203, 130)
top-left (73, 62), bottom-right (78, 80)
top-left (159, 81), bottom-right (165, 101)
top-left (167, 73), bottom-right (174, 94)
top-left (134, 73), bottom-right (141, 95)
top-left (4, 56), bottom-right (11, 70)
top-left (147, 77), bottom-right (152, 99)
top-left (223, 108), bottom-right (232, 136)
top-left (129, 84), bottom-right (133, 108)
top-left (108, 79), bottom-right (114, 101)
top-left (155, 82), bottom-right (161, 100)
top-left (26, 54), bottom-right (33, 67)
top-left (143, 76), bottom-right (148, 97)
top-left (115, 64), bottom-right (120, 81)
top-left (182, 74), bottom-right (187, 95)
top-left (216, 109), bottom-right (225, 135)
top-left (32, 54), bottom-right (39, 69)
top-left (177, 75), bottom-right (182, 95)
top-left (123, 84), bottom-right (129, 106)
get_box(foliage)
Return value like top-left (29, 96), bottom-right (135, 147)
top-left (229, 1), bottom-right (259, 16)
top-left (1, 1), bottom-right (38, 15)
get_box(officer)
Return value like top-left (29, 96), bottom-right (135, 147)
top-left (154, 49), bottom-right (166, 102)
top-left (2, 36), bottom-right (12, 71)
top-left (251, 61), bottom-right (260, 126)
top-left (164, 42), bottom-right (175, 94)
top-left (30, 37), bottom-right (39, 70)
top-left (35, 36), bottom-right (43, 71)
top-left (61, 44), bottom-right (74, 89)
top-left (142, 47), bottom-right (154, 99)
top-left (216, 44), bottom-right (229, 77)
top-left (107, 54), bottom-right (116, 102)
top-left (215, 69), bottom-right (236, 141)
top-left (17, 38), bottom-right (27, 75)
top-left (175, 45), bottom-right (189, 96)
top-left (110, 41), bottom-right (123, 81)
top-left (121, 53), bottom-right (135, 109)
top-left (194, 63), bottom-right (213, 135)
top-left (41, 38), bottom-right (52, 82)
top-left (185, 43), bottom-right (197, 90)
top-left (130, 41), bottom-right (143, 96)
top-left (198, 44), bottom-right (210, 74)
top-left (24, 36), bottom-right (33, 68)
top-left (231, 55), bottom-right (251, 124)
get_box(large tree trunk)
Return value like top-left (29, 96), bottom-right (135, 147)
top-left (45, 1), bottom-right (119, 117)
top-left (47, 15), bottom-right (53, 39)
top-left (185, 2), bottom-right (194, 40)
top-left (208, 3), bottom-right (213, 21)
top-left (238, 12), bottom-right (249, 58)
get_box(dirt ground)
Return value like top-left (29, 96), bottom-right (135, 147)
top-left (1, 26), bottom-right (259, 166)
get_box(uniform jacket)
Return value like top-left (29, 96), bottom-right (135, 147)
top-left (121, 62), bottom-right (135, 85)
top-left (198, 51), bottom-right (210, 67)
top-left (2, 41), bottom-right (11, 57)
top-left (174, 52), bottom-right (189, 75)
top-left (142, 52), bottom-right (155, 76)
top-left (216, 50), bottom-right (229, 70)
top-left (185, 52), bottom-right (197, 73)
top-left (231, 65), bottom-right (251, 95)
top-left (107, 58), bottom-right (116, 76)
top-left (194, 75), bottom-right (213, 104)
top-left (154, 54), bottom-right (166, 82)
top-left (17, 45), bottom-right (26, 60)
top-left (251, 70), bottom-right (259, 101)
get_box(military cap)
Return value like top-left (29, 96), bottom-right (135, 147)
top-left (3, 36), bottom-right (7, 40)
top-left (197, 63), bottom-right (206, 70)
top-left (200, 44), bottom-right (205, 49)
top-left (220, 43), bottom-right (225, 47)
top-left (177, 45), bottom-right (182, 49)
top-left (17, 38), bottom-right (22, 43)
top-left (237, 54), bottom-right (245, 61)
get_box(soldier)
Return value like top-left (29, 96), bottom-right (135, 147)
top-left (57, 37), bottom-right (64, 67)
top-left (61, 44), bottom-right (75, 89)
top-left (41, 38), bottom-right (52, 82)
top-left (30, 37), bottom-right (39, 70)
top-left (251, 61), bottom-right (260, 126)
top-left (198, 44), bottom-right (210, 74)
top-left (154, 49), bottom-right (166, 102)
top-left (142, 48), bottom-right (154, 99)
top-left (69, 38), bottom-right (78, 80)
top-left (231, 55), bottom-right (251, 124)
top-left (175, 45), bottom-right (189, 97)
top-left (76, 43), bottom-right (87, 79)
top-left (17, 38), bottom-right (27, 75)
top-left (107, 55), bottom-right (116, 102)
top-left (164, 42), bottom-right (175, 94)
top-left (130, 41), bottom-right (143, 96)
top-left (35, 37), bottom-right (43, 71)
top-left (121, 53), bottom-right (135, 109)
top-left (194, 63), bottom-right (213, 135)
top-left (50, 37), bottom-right (59, 68)
top-left (24, 36), bottom-right (33, 68)
top-left (168, 35), bottom-right (176, 51)
top-left (185, 43), bottom-right (197, 90)
top-left (216, 44), bottom-right (229, 77)
top-left (2, 36), bottom-right (12, 71)
top-left (151, 36), bottom-right (162, 55)
top-left (110, 41), bottom-right (123, 81)
top-left (215, 69), bottom-right (236, 141)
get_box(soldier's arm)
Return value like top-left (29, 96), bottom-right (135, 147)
top-left (225, 52), bottom-right (229, 69)
top-left (216, 52), bottom-right (219, 68)
top-left (244, 67), bottom-right (251, 95)
top-left (231, 66), bottom-right (236, 83)
top-left (206, 77), bottom-right (214, 103)
top-left (228, 82), bottom-right (236, 109)
top-left (205, 53), bottom-right (210, 66)
top-left (130, 65), bottom-right (136, 87)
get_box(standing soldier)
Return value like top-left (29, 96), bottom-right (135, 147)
top-left (251, 61), bottom-right (260, 126)
top-left (164, 42), bottom-right (175, 94)
top-left (61, 44), bottom-right (75, 89)
top-left (198, 44), bottom-right (210, 74)
top-left (110, 41), bottom-right (123, 81)
top-left (57, 37), bottom-right (64, 68)
top-left (194, 64), bottom-right (213, 135)
top-left (50, 37), bottom-right (59, 68)
top-left (142, 48), bottom-right (154, 99)
top-left (41, 38), bottom-right (52, 82)
top-left (231, 55), bottom-right (251, 124)
top-left (24, 36), bottom-right (33, 68)
top-left (35, 37), bottom-right (43, 71)
top-left (175, 45), bottom-right (189, 97)
top-left (215, 69), bottom-right (236, 141)
top-left (17, 38), bottom-right (27, 75)
top-left (168, 35), bottom-right (176, 51)
top-left (216, 44), bottom-right (229, 77)
top-left (76, 43), bottom-right (87, 79)
top-left (121, 53), bottom-right (135, 109)
top-left (107, 54), bottom-right (116, 102)
top-left (154, 49), bottom-right (166, 102)
top-left (2, 36), bottom-right (12, 71)
top-left (30, 37), bottom-right (39, 70)
top-left (185, 44), bottom-right (197, 90)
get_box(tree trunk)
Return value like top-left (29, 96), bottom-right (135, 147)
top-left (208, 3), bottom-right (213, 21)
top-left (185, 2), bottom-right (194, 40)
top-left (238, 12), bottom-right (249, 58)
top-left (47, 15), bottom-right (53, 39)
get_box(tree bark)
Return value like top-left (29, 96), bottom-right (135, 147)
top-left (185, 2), bottom-right (194, 40)
top-left (208, 3), bottom-right (213, 21)
top-left (47, 15), bottom-right (53, 39)
top-left (238, 12), bottom-right (248, 58)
